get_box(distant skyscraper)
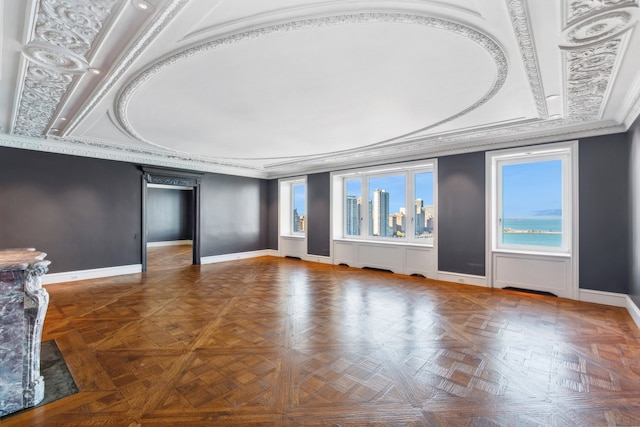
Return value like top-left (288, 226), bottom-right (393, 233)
top-left (346, 195), bottom-right (360, 235)
top-left (293, 208), bottom-right (301, 232)
top-left (415, 198), bottom-right (425, 234)
top-left (372, 189), bottom-right (389, 236)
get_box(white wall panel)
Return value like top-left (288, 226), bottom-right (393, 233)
top-left (280, 236), bottom-right (306, 258)
top-left (493, 252), bottom-right (572, 297)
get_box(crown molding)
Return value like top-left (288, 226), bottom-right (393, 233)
top-left (0, 134), bottom-right (269, 179)
top-left (507, 0), bottom-right (548, 118)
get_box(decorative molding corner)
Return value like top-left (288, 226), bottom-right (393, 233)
top-left (42, 264), bottom-right (142, 285)
top-left (116, 11), bottom-right (508, 152)
top-left (12, 0), bottom-right (119, 137)
top-left (63, 0), bottom-right (190, 136)
top-left (561, 2), bottom-right (639, 121)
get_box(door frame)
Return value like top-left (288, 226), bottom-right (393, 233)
top-left (141, 166), bottom-right (203, 272)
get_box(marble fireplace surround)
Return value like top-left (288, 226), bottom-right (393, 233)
top-left (0, 248), bottom-right (50, 417)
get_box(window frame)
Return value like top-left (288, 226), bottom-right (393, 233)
top-left (333, 160), bottom-right (436, 245)
top-left (279, 177), bottom-right (307, 238)
top-left (490, 146), bottom-right (573, 254)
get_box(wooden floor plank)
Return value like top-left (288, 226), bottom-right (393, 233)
top-left (4, 247), bottom-right (640, 425)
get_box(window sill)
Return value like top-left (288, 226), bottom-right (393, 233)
top-left (492, 248), bottom-right (571, 258)
top-left (334, 238), bottom-right (433, 248)
top-left (281, 234), bottom-right (305, 239)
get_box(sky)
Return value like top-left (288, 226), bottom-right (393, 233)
top-left (293, 184), bottom-right (306, 216)
top-left (346, 172), bottom-right (434, 214)
top-left (502, 159), bottom-right (562, 218)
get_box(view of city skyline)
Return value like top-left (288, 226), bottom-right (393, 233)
top-left (345, 174), bottom-right (434, 238)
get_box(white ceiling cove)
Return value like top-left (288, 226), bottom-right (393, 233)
top-left (1, 0), bottom-right (639, 178)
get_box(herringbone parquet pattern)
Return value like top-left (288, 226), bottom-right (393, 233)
top-left (4, 246), bottom-right (640, 426)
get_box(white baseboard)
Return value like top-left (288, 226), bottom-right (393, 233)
top-left (147, 240), bottom-right (192, 247)
top-left (578, 288), bottom-right (628, 307)
top-left (200, 249), bottom-right (278, 264)
top-left (300, 254), bottom-right (333, 264)
top-left (437, 271), bottom-right (488, 287)
top-left (626, 296), bottom-right (640, 330)
top-left (578, 290), bottom-right (640, 331)
top-left (43, 264), bottom-right (142, 285)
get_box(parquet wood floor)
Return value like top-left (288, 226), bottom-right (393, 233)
top-left (5, 248), bottom-right (640, 426)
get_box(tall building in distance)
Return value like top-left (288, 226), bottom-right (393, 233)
top-left (415, 198), bottom-right (425, 235)
top-left (371, 189), bottom-right (389, 237)
top-left (293, 208), bottom-right (304, 233)
top-left (346, 195), bottom-right (360, 235)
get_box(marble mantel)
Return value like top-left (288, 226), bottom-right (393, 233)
top-left (0, 248), bottom-right (50, 417)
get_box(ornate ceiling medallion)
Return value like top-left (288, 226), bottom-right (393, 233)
top-left (562, 2), bottom-right (637, 120)
top-left (12, 0), bottom-right (118, 138)
top-left (567, 0), bottom-right (636, 25)
top-left (22, 41), bottom-right (89, 74)
top-left (116, 12), bottom-right (508, 157)
top-left (561, 7), bottom-right (638, 48)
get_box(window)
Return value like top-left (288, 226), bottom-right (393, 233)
top-left (369, 175), bottom-right (406, 238)
top-left (491, 147), bottom-right (572, 253)
top-left (334, 161), bottom-right (436, 244)
top-left (280, 177), bottom-right (306, 237)
top-left (292, 182), bottom-right (306, 234)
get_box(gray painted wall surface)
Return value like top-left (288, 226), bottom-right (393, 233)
top-left (579, 133), bottom-right (630, 294)
top-left (147, 188), bottom-right (193, 242)
top-left (629, 118), bottom-right (640, 307)
top-left (437, 152), bottom-right (486, 276)
top-left (200, 173), bottom-right (269, 256)
top-left (0, 147), bottom-right (141, 273)
top-left (307, 172), bottom-right (331, 257)
top-left (267, 179), bottom-right (279, 250)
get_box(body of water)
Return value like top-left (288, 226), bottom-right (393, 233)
top-left (502, 218), bottom-right (562, 247)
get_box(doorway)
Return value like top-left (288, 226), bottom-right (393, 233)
top-left (141, 167), bottom-right (202, 272)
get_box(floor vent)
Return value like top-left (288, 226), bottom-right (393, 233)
top-left (362, 266), bottom-right (394, 273)
top-left (338, 263), bottom-right (350, 267)
top-left (285, 256), bottom-right (302, 260)
top-left (503, 287), bottom-right (557, 297)
top-left (411, 273), bottom-right (426, 278)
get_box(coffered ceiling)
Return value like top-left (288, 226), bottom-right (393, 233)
top-left (1, 0), bottom-right (639, 178)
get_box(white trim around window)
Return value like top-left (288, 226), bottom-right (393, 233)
top-left (279, 176), bottom-right (307, 238)
top-left (331, 160), bottom-right (437, 246)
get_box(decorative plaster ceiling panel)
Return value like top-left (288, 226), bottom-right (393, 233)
top-left (120, 13), bottom-right (504, 160)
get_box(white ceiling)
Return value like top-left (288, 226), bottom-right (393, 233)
top-left (1, 0), bottom-right (639, 178)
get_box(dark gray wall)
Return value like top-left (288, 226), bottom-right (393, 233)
top-left (438, 152), bottom-right (486, 276)
top-left (579, 133), bottom-right (630, 293)
top-left (200, 173), bottom-right (269, 256)
top-left (0, 147), bottom-right (141, 273)
top-left (628, 118), bottom-right (640, 307)
top-left (147, 188), bottom-right (193, 242)
top-left (267, 179), bottom-right (279, 250)
top-left (307, 172), bottom-right (331, 257)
